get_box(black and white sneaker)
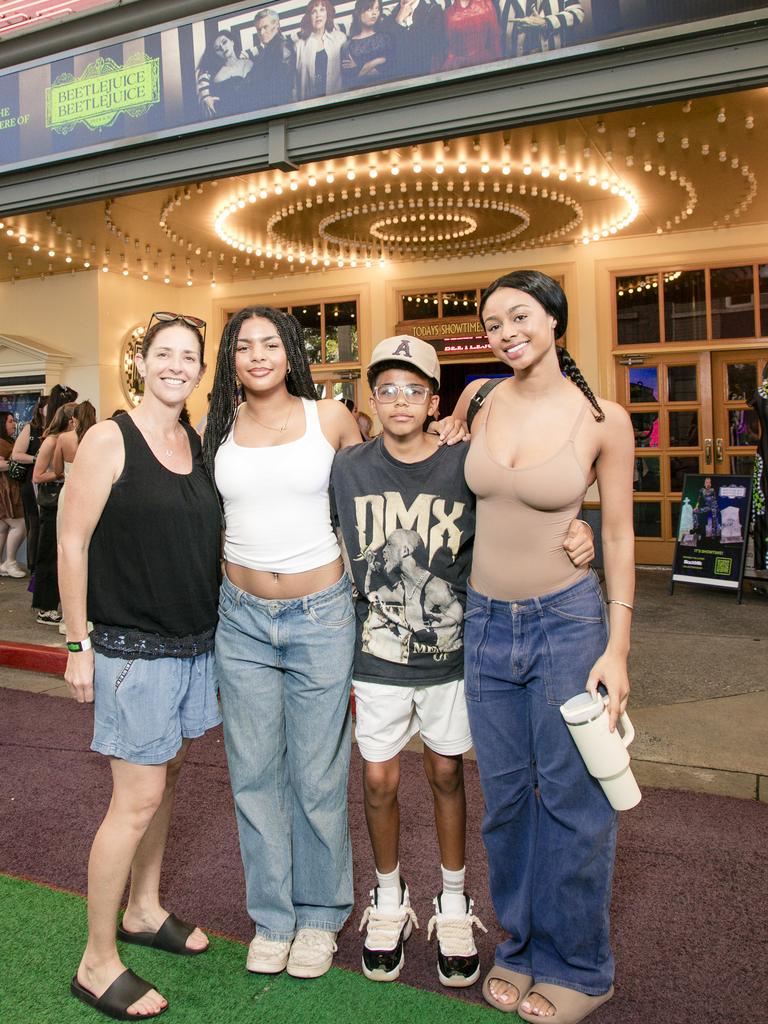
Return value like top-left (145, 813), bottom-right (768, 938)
top-left (358, 880), bottom-right (419, 982)
top-left (427, 893), bottom-right (487, 988)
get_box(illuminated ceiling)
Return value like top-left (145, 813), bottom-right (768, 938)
top-left (0, 0), bottom-right (130, 39)
top-left (0, 88), bottom-right (765, 287)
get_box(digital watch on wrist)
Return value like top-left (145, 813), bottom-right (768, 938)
top-left (66, 636), bottom-right (92, 653)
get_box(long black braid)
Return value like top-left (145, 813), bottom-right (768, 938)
top-left (556, 346), bottom-right (604, 422)
top-left (480, 269), bottom-right (605, 422)
top-left (202, 305), bottom-right (317, 483)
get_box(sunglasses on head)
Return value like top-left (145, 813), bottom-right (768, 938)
top-left (148, 311), bottom-right (207, 342)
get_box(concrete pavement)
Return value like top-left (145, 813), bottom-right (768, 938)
top-left (2, 568), bottom-right (767, 800)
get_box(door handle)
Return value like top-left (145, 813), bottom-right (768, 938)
top-left (704, 438), bottom-right (712, 463)
top-left (715, 438), bottom-right (724, 464)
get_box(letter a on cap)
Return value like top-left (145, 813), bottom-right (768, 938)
top-left (392, 339), bottom-right (412, 358)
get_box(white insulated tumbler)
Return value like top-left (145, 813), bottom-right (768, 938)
top-left (560, 692), bottom-right (642, 811)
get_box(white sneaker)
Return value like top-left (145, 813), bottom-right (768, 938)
top-left (427, 893), bottom-right (487, 988)
top-left (359, 881), bottom-right (419, 982)
top-left (0, 561), bottom-right (26, 578)
top-left (246, 932), bottom-right (291, 974)
top-left (286, 927), bottom-right (338, 979)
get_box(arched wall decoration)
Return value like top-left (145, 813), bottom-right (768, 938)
top-left (120, 324), bottom-right (145, 407)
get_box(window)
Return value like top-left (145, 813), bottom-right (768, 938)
top-left (282, 299), bottom-right (359, 365)
top-left (614, 262), bottom-right (765, 345)
top-left (401, 287), bottom-right (481, 321)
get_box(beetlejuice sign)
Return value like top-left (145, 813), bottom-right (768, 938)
top-left (0, 0), bottom-right (764, 175)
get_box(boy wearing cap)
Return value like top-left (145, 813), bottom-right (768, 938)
top-left (331, 335), bottom-right (483, 988)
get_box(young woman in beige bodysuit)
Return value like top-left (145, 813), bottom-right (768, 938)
top-left (454, 271), bottom-right (634, 1024)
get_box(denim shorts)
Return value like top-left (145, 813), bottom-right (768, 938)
top-left (91, 649), bottom-right (221, 765)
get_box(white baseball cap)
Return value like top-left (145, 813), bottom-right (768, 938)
top-left (368, 334), bottom-right (441, 388)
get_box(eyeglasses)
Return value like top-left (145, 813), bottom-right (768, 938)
top-left (148, 311), bottom-right (207, 342)
top-left (373, 383), bottom-right (431, 404)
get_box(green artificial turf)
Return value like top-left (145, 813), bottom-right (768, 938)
top-left (0, 874), bottom-right (506, 1024)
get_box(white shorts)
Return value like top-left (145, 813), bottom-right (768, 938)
top-left (353, 678), bottom-right (473, 763)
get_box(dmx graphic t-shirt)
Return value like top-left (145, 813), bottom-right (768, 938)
top-left (331, 438), bottom-right (475, 686)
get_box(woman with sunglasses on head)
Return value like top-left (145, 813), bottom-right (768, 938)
top-left (453, 271), bottom-right (634, 1023)
top-left (203, 307), bottom-right (361, 981)
top-left (59, 311), bottom-right (220, 1022)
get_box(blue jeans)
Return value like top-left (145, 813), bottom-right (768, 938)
top-left (215, 572), bottom-right (355, 941)
top-left (91, 649), bottom-right (220, 765)
top-left (464, 572), bottom-right (617, 995)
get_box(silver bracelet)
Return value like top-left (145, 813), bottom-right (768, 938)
top-left (607, 599), bottom-right (634, 611)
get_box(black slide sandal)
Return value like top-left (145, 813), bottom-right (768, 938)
top-left (70, 968), bottom-right (167, 1021)
top-left (118, 912), bottom-right (207, 956)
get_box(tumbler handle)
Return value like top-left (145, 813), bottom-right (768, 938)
top-left (602, 695), bottom-right (635, 747)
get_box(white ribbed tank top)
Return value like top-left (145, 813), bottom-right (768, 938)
top-left (215, 398), bottom-right (341, 574)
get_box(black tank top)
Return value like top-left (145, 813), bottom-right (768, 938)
top-left (88, 416), bottom-right (220, 653)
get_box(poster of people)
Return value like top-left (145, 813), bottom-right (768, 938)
top-left (0, 1), bottom-right (764, 173)
top-left (672, 473), bottom-right (752, 595)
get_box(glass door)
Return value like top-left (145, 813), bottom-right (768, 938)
top-left (616, 353), bottom-right (714, 563)
top-left (711, 350), bottom-right (768, 477)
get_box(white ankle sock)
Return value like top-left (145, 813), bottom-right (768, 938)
top-left (376, 864), bottom-right (401, 908)
top-left (440, 865), bottom-right (466, 915)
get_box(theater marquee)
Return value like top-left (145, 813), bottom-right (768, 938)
top-left (0, 0), bottom-right (762, 175)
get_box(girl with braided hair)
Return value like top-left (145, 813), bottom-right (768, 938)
top-left (204, 306), bottom-right (361, 980)
top-left (453, 270), bottom-right (634, 1023)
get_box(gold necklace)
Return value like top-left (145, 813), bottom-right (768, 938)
top-left (245, 400), bottom-right (296, 433)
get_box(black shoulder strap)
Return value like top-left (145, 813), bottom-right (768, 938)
top-left (466, 379), bottom-right (503, 432)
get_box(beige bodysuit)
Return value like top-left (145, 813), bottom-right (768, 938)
top-left (465, 391), bottom-right (592, 601)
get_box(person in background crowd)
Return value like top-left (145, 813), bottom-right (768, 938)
top-left (60, 312), bottom-right (219, 1022)
top-left (53, 400), bottom-right (97, 635)
top-left (384, 0), bottom-right (447, 80)
top-left (11, 395), bottom-right (47, 578)
top-left (32, 403), bottom-right (77, 624)
top-left (295, 0), bottom-right (347, 100)
top-left (204, 306), bottom-right (361, 981)
top-left (43, 384), bottom-right (78, 429)
top-left (247, 9), bottom-right (296, 107)
top-left (355, 409), bottom-right (373, 441)
top-left (497, 0), bottom-right (584, 57)
top-left (453, 271), bottom-right (633, 1022)
top-left (444, 0), bottom-right (501, 70)
top-left (0, 409), bottom-right (26, 578)
top-left (54, 400), bottom-right (97, 486)
top-left (196, 29), bottom-right (253, 118)
top-left (341, 0), bottom-right (392, 89)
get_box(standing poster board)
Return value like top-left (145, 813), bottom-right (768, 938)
top-left (671, 474), bottom-right (752, 603)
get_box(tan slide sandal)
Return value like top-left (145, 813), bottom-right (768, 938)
top-left (481, 965), bottom-right (533, 1012)
top-left (518, 982), bottom-right (614, 1024)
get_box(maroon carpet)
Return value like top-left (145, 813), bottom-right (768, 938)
top-left (1, 688), bottom-right (766, 1023)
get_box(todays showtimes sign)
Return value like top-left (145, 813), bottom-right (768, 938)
top-left (0, 1), bottom-right (764, 175)
top-left (396, 318), bottom-right (490, 357)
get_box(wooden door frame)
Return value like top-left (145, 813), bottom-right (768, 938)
top-left (615, 349), bottom-right (714, 565)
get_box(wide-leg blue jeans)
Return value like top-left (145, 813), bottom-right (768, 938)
top-left (216, 572), bottom-right (355, 941)
top-left (464, 572), bottom-right (617, 995)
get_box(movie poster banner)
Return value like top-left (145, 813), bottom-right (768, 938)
top-left (671, 473), bottom-right (752, 597)
top-left (0, 1), bottom-right (765, 175)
